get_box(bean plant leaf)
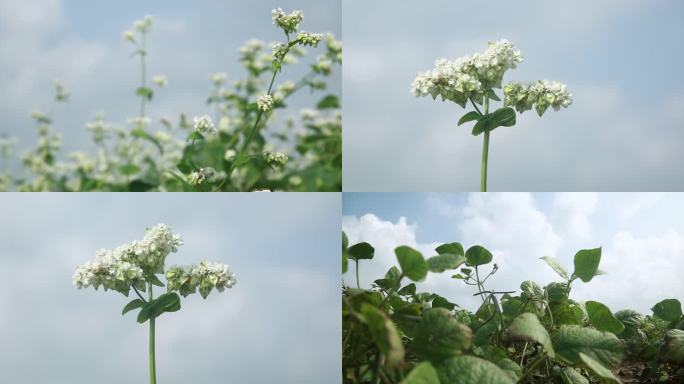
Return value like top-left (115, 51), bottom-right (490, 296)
top-left (578, 352), bottom-right (621, 384)
top-left (661, 329), bottom-right (684, 364)
top-left (572, 248), bottom-right (602, 282)
top-left (361, 303), bottom-right (404, 367)
top-left (401, 362), bottom-right (440, 384)
top-left (122, 299), bottom-right (145, 315)
top-left (457, 111), bottom-right (481, 126)
top-left (560, 367), bottom-right (590, 384)
top-left (651, 298), bottom-right (682, 322)
top-left (508, 313), bottom-right (555, 357)
top-left (395, 246), bottom-right (428, 281)
top-left (437, 355), bottom-right (516, 384)
top-left (347, 242), bottom-right (375, 261)
top-left (465, 245), bottom-right (493, 266)
top-left (427, 253), bottom-right (466, 273)
top-left (585, 301), bottom-right (624, 335)
top-left (553, 325), bottom-right (625, 368)
top-left (540, 256), bottom-right (569, 280)
top-left (435, 242), bottom-right (464, 256)
top-left (413, 308), bottom-right (472, 363)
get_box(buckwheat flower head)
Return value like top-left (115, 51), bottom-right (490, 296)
top-left (224, 149), bottom-right (237, 161)
top-left (166, 261), bottom-right (236, 299)
top-left (193, 115), bottom-right (217, 135)
top-left (504, 80), bottom-right (572, 116)
top-left (263, 151), bottom-right (288, 166)
top-left (54, 81), bottom-right (70, 102)
top-left (123, 30), bottom-right (136, 44)
top-left (297, 31), bottom-right (323, 47)
top-left (135, 15), bottom-right (153, 33)
top-left (313, 55), bottom-right (333, 75)
top-left (153, 75), bottom-right (167, 87)
top-left (209, 72), bottom-right (227, 86)
top-left (257, 94), bottom-right (274, 112)
top-left (188, 167), bottom-right (216, 185)
top-left (272, 8), bottom-right (303, 34)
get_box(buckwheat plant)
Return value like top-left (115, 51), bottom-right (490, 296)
top-left (73, 224), bottom-right (236, 384)
top-left (412, 40), bottom-right (572, 191)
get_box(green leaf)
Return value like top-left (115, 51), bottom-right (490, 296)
top-left (435, 242), bottom-right (464, 256)
top-left (585, 301), bottom-right (625, 335)
top-left (186, 131), bottom-right (205, 142)
top-left (347, 242), bottom-right (375, 261)
top-left (437, 355), bottom-right (516, 384)
top-left (154, 292), bottom-right (181, 315)
top-left (131, 127), bottom-right (164, 154)
top-left (489, 107), bottom-right (516, 127)
top-left (119, 164), bottom-right (140, 175)
top-left (458, 111), bottom-right (481, 126)
top-left (398, 283), bottom-right (416, 296)
top-left (540, 256), bottom-right (569, 280)
top-left (316, 94), bottom-right (340, 109)
top-left (487, 89), bottom-right (501, 102)
top-left (651, 298), bottom-right (683, 322)
top-left (578, 353), bottom-right (621, 384)
top-left (553, 325), bottom-right (625, 368)
top-left (148, 274), bottom-right (165, 287)
top-left (401, 362), bottom-right (439, 384)
top-left (661, 329), bottom-right (684, 364)
top-left (465, 245), bottom-right (493, 266)
top-left (137, 303), bottom-right (153, 324)
top-left (122, 299), bottom-right (145, 315)
top-left (342, 232), bottom-right (349, 250)
top-left (572, 247), bottom-right (602, 282)
top-left (427, 253), bottom-right (466, 272)
top-left (135, 87), bottom-right (153, 101)
top-left (361, 303), bottom-right (404, 367)
top-left (560, 367), bottom-right (589, 384)
top-left (395, 246), bottom-right (428, 281)
top-left (546, 281), bottom-right (570, 304)
top-left (508, 313), bottom-right (555, 357)
top-left (472, 117), bottom-right (491, 136)
top-left (413, 308), bottom-right (472, 363)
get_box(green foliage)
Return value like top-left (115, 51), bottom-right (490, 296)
top-left (343, 236), bottom-right (682, 383)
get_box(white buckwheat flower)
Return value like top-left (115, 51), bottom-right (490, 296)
top-left (153, 75), bottom-right (167, 87)
top-left (209, 72), bottom-right (227, 86)
top-left (257, 94), bottom-right (274, 112)
top-left (263, 151), bottom-right (288, 166)
top-left (224, 149), bottom-right (237, 161)
top-left (123, 30), bottom-right (136, 43)
top-left (193, 115), bottom-right (217, 135)
top-left (134, 15), bottom-right (153, 33)
top-left (297, 31), bottom-right (323, 47)
top-left (188, 167), bottom-right (216, 185)
top-left (504, 80), bottom-right (572, 116)
top-left (166, 261), bottom-right (236, 299)
top-left (272, 8), bottom-right (303, 34)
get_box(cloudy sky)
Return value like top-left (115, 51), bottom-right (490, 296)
top-left (0, 0), bottom-right (340, 170)
top-left (343, 0), bottom-right (684, 191)
top-left (343, 192), bottom-right (684, 315)
top-left (0, 193), bottom-right (340, 383)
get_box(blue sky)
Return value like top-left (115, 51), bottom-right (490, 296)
top-left (342, 0), bottom-right (684, 191)
top-left (343, 192), bottom-right (684, 314)
top-left (0, 0), bottom-right (340, 170)
top-left (0, 193), bottom-right (340, 384)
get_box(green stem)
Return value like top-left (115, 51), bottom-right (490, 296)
top-left (148, 282), bottom-right (156, 384)
top-left (480, 95), bottom-right (490, 192)
top-left (355, 260), bottom-right (360, 289)
top-left (517, 353), bottom-right (546, 383)
top-left (140, 33), bottom-right (147, 118)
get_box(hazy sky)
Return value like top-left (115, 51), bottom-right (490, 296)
top-left (0, 0), bottom-right (340, 170)
top-left (0, 193), bottom-right (340, 384)
top-left (343, 0), bottom-right (684, 191)
top-left (343, 192), bottom-right (684, 314)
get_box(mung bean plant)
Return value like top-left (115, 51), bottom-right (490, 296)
top-left (73, 224), bottom-right (237, 383)
top-left (342, 234), bottom-right (684, 383)
top-left (1, 8), bottom-right (341, 191)
top-left (412, 40), bottom-right (572, 191)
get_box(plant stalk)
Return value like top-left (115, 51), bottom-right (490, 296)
top-left (148, 282), bottom-right (156, 384)
top-left (355, 260), bottom-right (360, 289)
top-left (480, 95), bottom-right (490, 192)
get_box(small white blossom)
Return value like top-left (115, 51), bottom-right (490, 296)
top-left (188, 167), bottom-right (216, 185)
top-left (153, 75), bottom-right (167, 87)
top-left (224, 149), bottom-right (237, 161)
top-left (504, 80), bottom-right (572, 116)
top-left (272, 8), bottom-right (303, 34)
top-left (134, 15), bottom-right (153, 33)
top-left (166, 261), bottom-right (236, 298)
top-left (209, 72), bottom-right (227, 86)
top-left (193, 115), bottom-right (217, 135)
top-left (257, 94), bottom-right (274, 112)
top-left (263, 151), bottom-right (288, 166)
top-left (297, 31), bottom-right (323, 47)
top-left (123, 30), bottom-right (136, 44)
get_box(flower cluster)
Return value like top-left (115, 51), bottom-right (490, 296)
top-left (153, 75), bottom-right (167, 87)
top-left (73, 224), bottom-right (183, 295)
top-left (188, 167), bottom-right (216, 185)
top-left (272, 8), bottom-right (303, 34)
top-left (504, 80), bottom-right (573, 116)
top-left (412, 39), bottom-right (523, 106)
top-left (263, 151), bottom-right (288, 166)
top-left (193, 115), bottom-right (217, 135)
top-left (257, 94), bottom-right (274, 112)
top-left (166, 261), bottom-right (237, 299)
top-left (297, 31), bottom-right (323, 47)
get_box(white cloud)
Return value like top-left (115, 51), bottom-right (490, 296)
top-left (551, 192), bottom-right (598, 241)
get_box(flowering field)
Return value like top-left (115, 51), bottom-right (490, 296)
top-left (0, 8), bottom-right (341, 192)
top-left (342, 236), bottom-right (684, 383)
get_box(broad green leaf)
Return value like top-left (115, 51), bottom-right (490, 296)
top-left (458, 111), bottom-right (481, 126)
top-left (540, 256), bottom-right (569, 280)
top-left (413, 308), bottom-right (472, 362)
top-left (520, 280), bottom-right (544, 300)
top-left (135, 86), bottom-right (153, 101)
top-left (119, 164), bottom-right (140, 175)
top-left (186, 131), bottom-right (205, 142)
top-left (432, 295), bottom-right (455, 310)
top-left (489, 107), bottom-right (516, 127)
top-left (651, 298), bottom-right (682, 322)
top-left (572, 248), bottom-right (601, 282)
top-left (396, 246), bottom-right (428, 281)
top-left (342, 253), bottom-right (347, 274)
top-left (560, 367), bottom-right (589, 384)
top-left (342, 232), bottom-right (348, 250)
top-left (427, 253), bottom-right (466, 272)
top-left (508, 313), bottom-right (555, 357)
top-left (316, 94), bottom-right (340, 109)
top-left (398, 283), bottom-right (416, 296)
top-left (473, 322), bottom-right (497, 347)
top-left (546, 282), bottom-right (570, 304)
top-left (495, 358), bottom-right (521, 381)
top-left (401, 362), bottom-right (439, 384)
top-left (342, 233), bottom-right (349, 273)
top-left (435, 242), bottom-right (464, 256)
top-left (465, 245), bottom-right (493, 266)
top-left (553, 325), bottom-right (625, 368)
top-left (578, 352), bottom-right (621, 384)
top-left (437, 355), bottom-right (516, 384)
top-left (122, 299), bottom-right (145, 315)
top-left (360, 303), bottom-right (404, 366)
top-left (585, 301), bottom-right (624, 335)
top-left (375, 266), bottom-right (401, 290)
top-left (137, 303), bottom-right (153, 323)
top-left (661, 329), bottom-right (684, 364)
top-left (347, 242), bottom-right (374, 261)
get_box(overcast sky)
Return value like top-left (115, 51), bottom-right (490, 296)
top-left (0, 0), bottom-right (340, 171)
top-left (343, 192), bottom-right (684, 315)
top-left (0, 193), bottom-right (340, 384)
top-left (343, 0), bottom-right (684, 191)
